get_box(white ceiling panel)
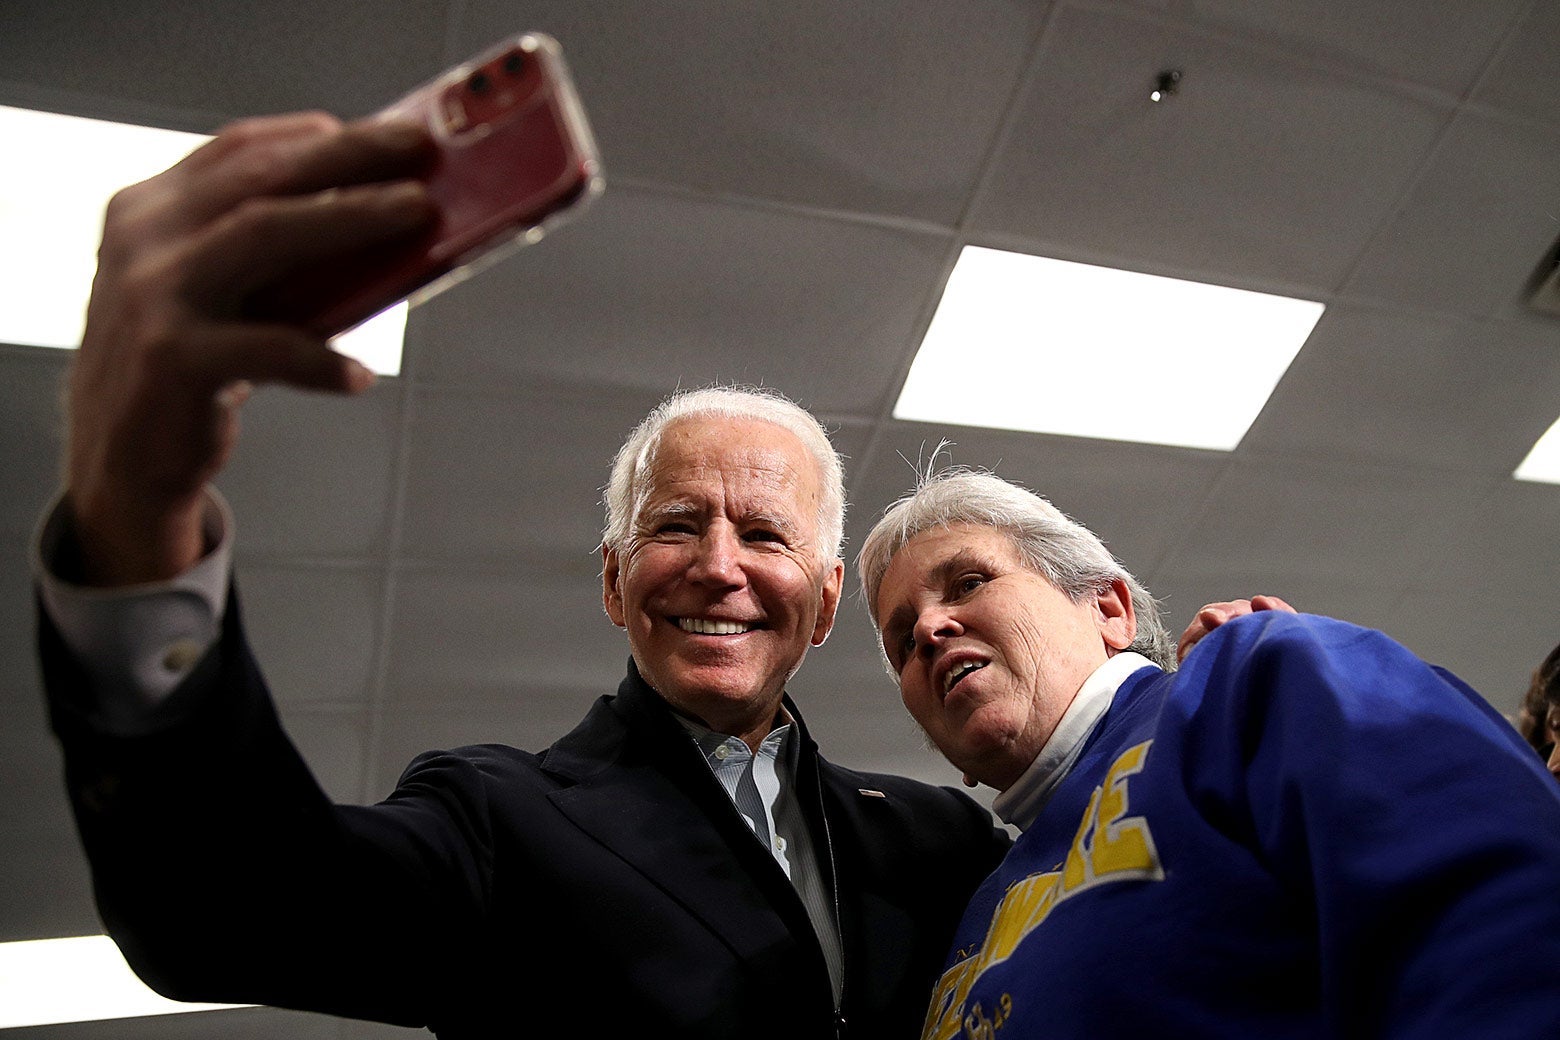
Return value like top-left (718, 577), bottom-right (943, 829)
top-left (382, 568), bottom-right (626, 710)
top-left (271, 707), bottom-right (371, 806)
top-left (215, 383), bottom-right (405, 559)
top-left (235, 564), bottom-right (387, 709)
top-left (1242, 304), bottom-right (1560, 472)
top-left (1342, 113), bottom-right (1560, 316)
top-left (407, 186), bottom-right (954, 416)
top-left (1185, 0), bottom-right (1533, 96)
top-left (1390, 584), bottom-right (1560, 717)
top-left (1155, 455), bottom-right (1491, 587)
top-left (0, 348), bottom-right (67, 539)
top-left (1409, 477), bottom-right (1560, 606)
top-left (851, 420), bottom-right (1231, 580)
top-left (1471, 0), bottom-right (1560, 126)
top-left (455, 0), bottom-right (1054, 222)
top-left (968, 4), bottom-right (1451, 291)
top-left (395, 381), bottom-right (661, 566)
top-left (0, 713), bottom-right (98, 943)
top-left (1148, 569), bottom-right (1403, 647)
top-left (0, 0), bottom-right (451, 127)
top-left (4, 1007), bottom-right (345, 1040)
top-left (370, 698), bottom-right (617, 797)
top-left (340, 1019), bottom-right (426, 1040)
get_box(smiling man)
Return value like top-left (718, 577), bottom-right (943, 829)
top-left (859, 469), bottom-right (1560, 1040)
top-left (602, 408), bottom-right (843, 749)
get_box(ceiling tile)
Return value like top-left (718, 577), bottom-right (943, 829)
top-left (371, 699), bottom-right (610, 798)
top-left (383, 567), bottom-right (627, 710)
top-left (0, 1), bottom-right (450, 125)
top-left (1407, 476), bottom-right (1560, 605)
top-left (215, 382), bottom-right (404, 559)
top-left (0, 713), bottom-right (99, 943)
top-left (406, 186), bottom-right (952, 417)
top-left (1146, 568), bottom-right (1402, 644)
top-left (1471, 0), bottom-right (1560, 128)
top-left (0, 539), bottom-right (101, 942)
top-left (340, 1019), bottom-right (428, 1039)
top-left (5, 1006), bottom-right (346, 1040)
top-left (1242, 305), bottom-right (1560, 472)
top-left (396, 381), bottom-right (660, 566)
top-left (0, 348), bottom-right (68, 539)
top-left (1185, 0), bottom-right (1530, 96)
top-left (1154, 455), bottom-right (1489, 588)
top-left (968, 5), bottom-right (1450, 291)
top-left (1, 543), bottom-right (47, 726)
top-left (1389, 585), bottom-right (1558, 719)
top-left (455, 0), bottom-right (1052, 222)
top-left (849, 421), bottom-right (1229, 581)
top-left (1342, 113), bottom-right (1560, 316)
top-left (273, 707), bottom-right (371, 806)
top-left (231, 563), bottom-right (386, 709)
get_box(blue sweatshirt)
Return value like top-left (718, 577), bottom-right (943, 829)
top-left (924, 612), bottom-right (1560, 1040)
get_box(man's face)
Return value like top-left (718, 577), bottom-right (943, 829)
top-left (874, 523), bottom-right (1133, 790)
top-left (603, 416), bottom-right (843, 741)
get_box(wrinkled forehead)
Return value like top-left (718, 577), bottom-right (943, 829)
top-left (876, 523), bottom-right (1030, 609)
top-left (636, 415), bottom-right (824, 517)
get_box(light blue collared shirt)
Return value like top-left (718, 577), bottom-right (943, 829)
top-left (674, 713), bottom-right (844, 1002)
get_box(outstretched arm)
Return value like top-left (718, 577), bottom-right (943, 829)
top-left (66, 112), bottom-right (436, 587)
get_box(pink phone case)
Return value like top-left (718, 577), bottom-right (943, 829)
top-left (278, 33), bottom-right (603, 335)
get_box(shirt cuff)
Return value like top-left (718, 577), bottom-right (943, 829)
top-left (33, 489), bottom-right (233, 724)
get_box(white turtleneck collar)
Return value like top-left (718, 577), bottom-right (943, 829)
top-left (991, 651), bottom-right (1160, 830)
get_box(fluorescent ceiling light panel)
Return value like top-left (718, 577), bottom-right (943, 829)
top-left (0, 104), bottom-right (403, 374)
top-left (895, 246), bottom-right (1325, 451)
top-left (1514, 415), bottom-right (1560, 484)
top-left (0, 934), bottom-right (252, 1029)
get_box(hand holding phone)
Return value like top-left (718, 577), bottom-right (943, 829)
top-left (65, 34), bottom-right (602, 585)
top-left (269, 32), bottom-right (604, 335)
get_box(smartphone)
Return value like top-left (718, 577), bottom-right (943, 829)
top-left (274, 32), bottom-right (604, 336)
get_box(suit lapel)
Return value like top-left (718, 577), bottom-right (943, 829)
top-left (541, 668), bottom-right (816, 976)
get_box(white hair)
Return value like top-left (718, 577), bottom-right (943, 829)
top-left (601, 385), bottom-right (846, 561)
top-left (857, 468), bottom-right (1176, 669)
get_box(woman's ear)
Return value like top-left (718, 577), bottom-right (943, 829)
top-left (1095, 577), bottom-right (1137, 653)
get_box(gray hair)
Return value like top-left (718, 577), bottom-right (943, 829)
top-left (857, 468), bottom-right (1176, 670)
top-left (602, 385), bottom-right (846, 561)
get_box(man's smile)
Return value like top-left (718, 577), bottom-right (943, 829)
top-left (676, 616), bottom-right (762, 635)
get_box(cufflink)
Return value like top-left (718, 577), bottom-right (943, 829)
top-left (161, 639), bottom-right (203, 673)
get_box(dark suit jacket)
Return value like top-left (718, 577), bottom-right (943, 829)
top-left (41, 595), bottom-right (1010, 1039)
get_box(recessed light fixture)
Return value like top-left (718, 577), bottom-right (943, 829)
top-left (0, 104), bottom-right (405, 375)
top-left (894, 246), bottom-right (1325, 451)
top-left (1150, 69), bottom-right (1182, 103)
top-left (1514, 416), bottom-right (1560, 485)
top-left (0, 934), bottom-right (251, 1029)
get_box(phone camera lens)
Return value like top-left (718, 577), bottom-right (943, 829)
top-left (468, 71), bottom-right (491, 94)
top-left (503, 52), bottom-right (525, 76)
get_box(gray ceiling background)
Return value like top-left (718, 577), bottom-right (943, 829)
top-left (3, 2), bottom-right (1558, 1037)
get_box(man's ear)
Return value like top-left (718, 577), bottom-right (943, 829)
top-left (1095, 576), bottom-right (1136, 653)
top-left (811, 559), bottom-right (846, 647)
top-left (602, 545), bottom-right (627, 628)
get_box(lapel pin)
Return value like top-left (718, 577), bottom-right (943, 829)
top-left (858, 788), bottom-right (887, 798)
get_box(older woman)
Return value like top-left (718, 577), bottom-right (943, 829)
top-left (858, 469), bottom-right (1560, 1040)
